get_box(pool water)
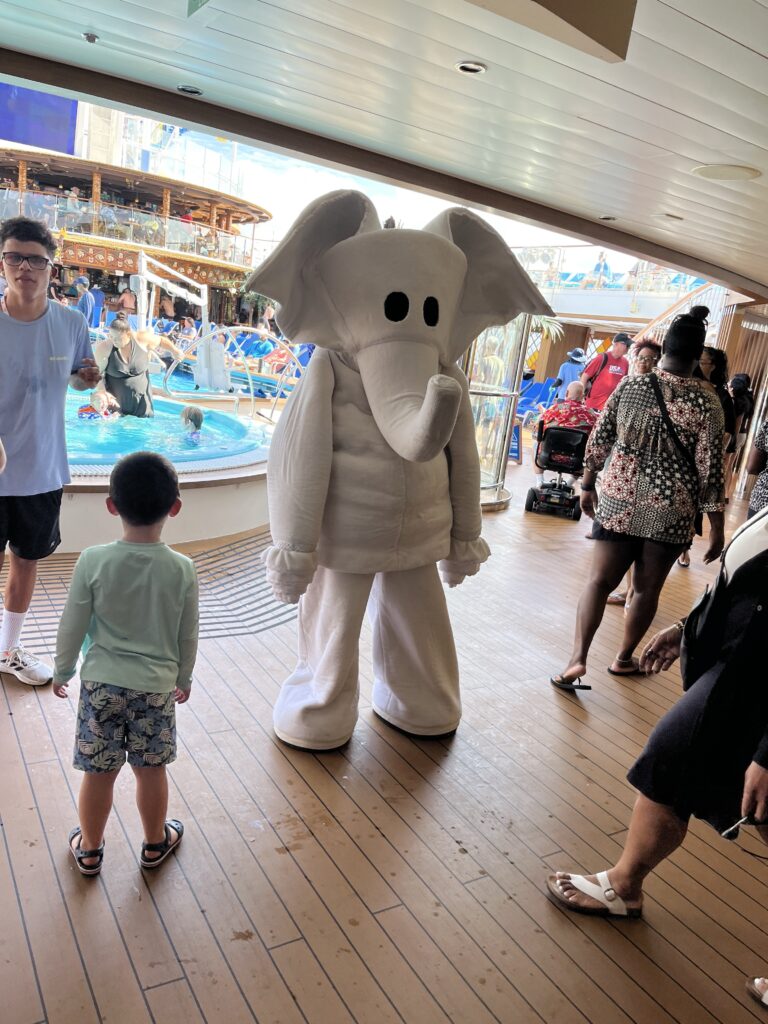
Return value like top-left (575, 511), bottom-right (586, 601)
top-left (65, 391), bottom-right (271, 467)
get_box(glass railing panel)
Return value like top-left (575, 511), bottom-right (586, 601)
top-left (11, 192), bottom-right (255, 267)
top-left (0, 189), bottom-right (21, 221)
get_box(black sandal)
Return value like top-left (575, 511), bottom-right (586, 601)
top-left (607, 657), bottom-right (642, 676)
top-left (68, 826), bottom-right (104, 877)
top-left (140, 819), bottom-right (184, 869)
top-left (550, 674), bottom-right (591, 692)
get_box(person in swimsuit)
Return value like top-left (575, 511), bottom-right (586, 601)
top-left (94, 319), bottom-right (154, 418)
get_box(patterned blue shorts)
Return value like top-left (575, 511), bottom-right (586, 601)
top-left (73, 680), bottom-right (177, 773)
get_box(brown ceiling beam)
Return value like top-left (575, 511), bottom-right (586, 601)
top-left (0, 45), bottom-right (765, 300)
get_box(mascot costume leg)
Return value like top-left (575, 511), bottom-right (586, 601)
top-left (247, 191), bottom-right (551, 750)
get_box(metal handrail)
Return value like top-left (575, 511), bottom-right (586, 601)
top-left (162, 325), bottom-right (303, 421)
top-left (631, 283), bottom-right (727, 344)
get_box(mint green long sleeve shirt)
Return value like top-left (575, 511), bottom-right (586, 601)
top-left (53, 541), bottom-right (199, 693)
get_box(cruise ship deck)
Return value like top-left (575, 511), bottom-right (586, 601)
top-left (2, 486), bottom-right (764, 1024)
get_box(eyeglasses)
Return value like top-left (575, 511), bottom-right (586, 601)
top-left (636, 356), bottom-right (657, 364)
top-left (2, 252), bottom-right (53, 270)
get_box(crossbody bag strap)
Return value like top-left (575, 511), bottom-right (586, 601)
top-left (587, 352), bottom-right (608, 384)
top-left (648, 373), bottom-right (699, 480)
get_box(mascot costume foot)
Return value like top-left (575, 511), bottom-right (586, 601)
top-left (248, 191), bottom-right (551, 750)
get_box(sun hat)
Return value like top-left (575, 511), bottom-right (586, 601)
top-left (74, 275), bottom-right (90, 286)
top-left (567, 347), bottom-right (587, 362)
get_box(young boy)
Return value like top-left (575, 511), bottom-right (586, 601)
top-left (53, 452), bottom-right (198, 876)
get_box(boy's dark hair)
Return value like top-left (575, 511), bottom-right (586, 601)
top-left (0, 216), bottom-right (57, 258)
top-left (109, 452), bottom-right (179, 526)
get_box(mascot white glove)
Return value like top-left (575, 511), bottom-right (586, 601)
top-left (438, 537), bottom-right (490, 588)
top-left (263, 547), bottom-right (318, 604)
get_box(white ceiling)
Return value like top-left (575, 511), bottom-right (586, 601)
top-left (0, 0), bottom-right (767, 293)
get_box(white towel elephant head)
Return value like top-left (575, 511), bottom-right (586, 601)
top-left (248, 190), bottom-right (551, 462)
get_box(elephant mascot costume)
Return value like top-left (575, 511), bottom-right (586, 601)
top-left (248, 190), bottom-right (551, 749)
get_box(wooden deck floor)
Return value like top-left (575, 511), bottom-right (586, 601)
top-left (2, 478), bottom-right (767, 1024)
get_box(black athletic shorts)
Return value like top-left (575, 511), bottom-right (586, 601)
top-left (0, 489), bottom-right (63, 560)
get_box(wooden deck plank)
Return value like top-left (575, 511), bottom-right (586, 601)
top-left (26, 761), bottom-right (153, 1024)
top-left (212, 729), bottom-right (439, 1024)
top-left (199, 642), bottom-right (401, 916)
top-left (2, 490), bottom-right (766, 1023)
top-left (0, 801), bottom-right (45, 1024)
top-left (144, 980), bottom-right (207, 1024)
top-left (270, 940), bottom-right (357, 1024)
top-left (375, 905), bottom-right (502, 1024)
top-left (0, 681), bottom-right (99, 1024)
top-left (355, 713), bottom-right (719, 1024)
top-left (36, 679), bottom-right (192, 991)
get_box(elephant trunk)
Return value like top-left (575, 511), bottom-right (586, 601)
top-left (356, 340), bottom-right (462, 462)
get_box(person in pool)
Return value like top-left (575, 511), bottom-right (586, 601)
top-left (181, 405), bottom-right (204, 444)
top-left (93, 320), bottom-right (154, 418)
top-left (77, 395), bottom-right (119, 419)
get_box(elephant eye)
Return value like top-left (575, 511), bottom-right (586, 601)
top-left (423, 296), bottom-right (439, 327)
top-left (384, 291), bottom-right (409, 322)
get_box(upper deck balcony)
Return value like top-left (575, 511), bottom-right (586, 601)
top-left (0, 146), bottom-right (272, 271)
top-left (0, 189), bottom-right (256, 267)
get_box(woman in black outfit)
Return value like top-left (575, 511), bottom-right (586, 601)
top-left (726, 373), bottom-right (755, 496)
top-left (548, 506), bottom-right (768, 1008)
top-left (678, 341), bottom-right (734, 567)
top-left (697, 345), bottom-right (736, 441)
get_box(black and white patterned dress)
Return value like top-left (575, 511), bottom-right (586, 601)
top-left (585, 369), bottom-right (725, 544)
top-left (748, 421), bottom-right (768, 514)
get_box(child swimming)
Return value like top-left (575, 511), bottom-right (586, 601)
top-left (181, 405), bottom-right (204, 444)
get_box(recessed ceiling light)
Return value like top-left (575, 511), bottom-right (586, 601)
top-left (691, 163), bottom-right (761, 181)
top-left (82, 32), bottom-right (99, 43)
top-left (177, 84), bottom-right (203, 96)
top-left (455, 60), bottom-right (487, 75)
top-left (598, 215), bottom-right (616, 221)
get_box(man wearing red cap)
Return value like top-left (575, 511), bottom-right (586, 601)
top-left (581, 333), bottom-right (631, 411)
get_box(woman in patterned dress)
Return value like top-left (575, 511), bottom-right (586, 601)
top-left (551, 308), bottom-right (725, 691)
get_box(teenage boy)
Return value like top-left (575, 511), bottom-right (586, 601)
top-left (0, 216), bottom-right (101, 685)
top-left (581, 333), bottom-right (631, 411)
top-left (53, 452), bottom-right (199, 876)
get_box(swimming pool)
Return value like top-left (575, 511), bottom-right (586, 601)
top-left (65, 392), bottom-right (271, 469)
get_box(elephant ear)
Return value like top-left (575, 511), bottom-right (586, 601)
top-left (246, 190), bottom-right (380, 346)
top-left (424, 208), bottom-right (553, 364)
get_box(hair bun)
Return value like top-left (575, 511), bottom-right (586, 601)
top-left (688, 304), bottom-right (710, 321)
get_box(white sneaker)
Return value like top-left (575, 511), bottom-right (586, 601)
top-left (0, 646), bottom-right (53, 686)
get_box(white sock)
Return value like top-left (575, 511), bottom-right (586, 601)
top-left (0, 610), bottom-right (26, 655)
top-left (535, 474), bottom-right (544, 486)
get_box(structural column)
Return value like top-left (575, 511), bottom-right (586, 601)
top-left (17, 158), bottom-right (26, 216)
top-left (91, 170), bottom-right (101, 233)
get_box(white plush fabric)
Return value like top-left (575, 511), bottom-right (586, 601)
top-left (273, 564), bottom-right (460, 749)
top-left (247, 190), bottom-right (551, 745)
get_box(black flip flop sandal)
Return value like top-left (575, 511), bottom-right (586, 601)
top-left (140, 819), bottom-right (184, 869)
top-left (550, 674), bottom-right (591, 692)
top-left (68, 826), bottom-right (104, 877)
top-left (607, 657), bottom-right (642, 677)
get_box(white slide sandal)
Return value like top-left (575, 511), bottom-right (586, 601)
top-left (546, 870), bottom-right (643, 918)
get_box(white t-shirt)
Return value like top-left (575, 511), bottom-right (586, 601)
top-left (0, 300), bottom-right (93, 496)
